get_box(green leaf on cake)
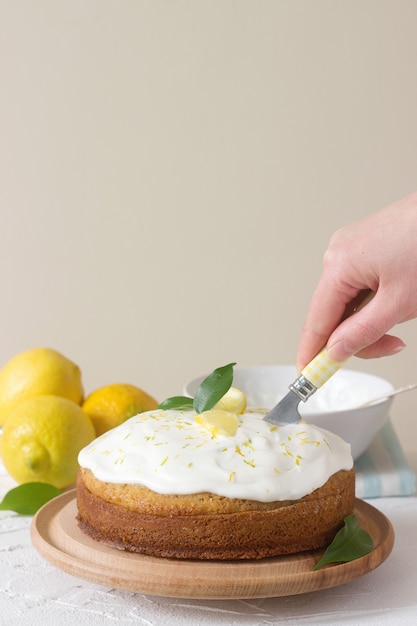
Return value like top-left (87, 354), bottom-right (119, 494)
top-left (312, 513), bottom-right (374, 570)
top-left (0, 482), bottom-right (62, 515)
top-left (157, 396), bottom-right (194, 410)
top-left (157, 362), bottom-right (236, 413)
top-left (193, 362), bottom-right (236, 413)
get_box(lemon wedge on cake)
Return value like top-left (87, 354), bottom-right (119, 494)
top-left (213, 387), bottom-right (246, 414)
top-left (195, 387), bottom-right (246, 437)
top-left (195, 409), bottom-right (240, 437)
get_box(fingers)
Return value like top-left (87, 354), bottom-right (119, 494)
top-left (296, 278), bottom-right (362, 372)
top-left (354, 335), bottom-right (406, 359)
top-left (326, 333), bottom-right (406, 361)
top-left (326, 292), bottom-right (404, 361)
top-left (296, 286), bottom-right (406, 370)
top-left (296, 194), bottom-right (417, 372)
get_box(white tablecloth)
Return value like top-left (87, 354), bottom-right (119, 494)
top-left (1, 459), bottom-right (417, 626)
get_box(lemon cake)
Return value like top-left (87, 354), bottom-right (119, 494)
top-left (76, 406), bottom-right (355, 560)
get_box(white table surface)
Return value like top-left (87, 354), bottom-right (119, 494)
top-left (1, 456), bottom-right (417, 626)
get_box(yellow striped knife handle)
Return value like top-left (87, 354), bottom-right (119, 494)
top-left (300, 290), bottom-right (374, 390)
top-left (300, 348), bottom-right (346, 389)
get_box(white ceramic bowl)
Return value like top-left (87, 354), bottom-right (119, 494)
top-left (183, 365), bottom-right (395, 460)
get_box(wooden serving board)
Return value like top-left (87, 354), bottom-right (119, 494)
top-left (30, 490), bottom-right (394, 599)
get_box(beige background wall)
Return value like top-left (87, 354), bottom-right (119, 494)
top-left (1, 1), bottom-right (417, 456)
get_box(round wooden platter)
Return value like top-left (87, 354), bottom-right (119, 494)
top-left (30, 490), bottom-right (394, 600)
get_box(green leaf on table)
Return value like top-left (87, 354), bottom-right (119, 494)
top-left (193, 362), bottom-right (236, 413)
top-left (157, 396), bottom-right (194, 410)
top-left (0, 482), bottom-right (62, 515)
top-left (313, 513), bottom-right (374, 570)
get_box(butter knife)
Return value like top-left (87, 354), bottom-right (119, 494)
top-left (264, 290), bottom-right (374, 426)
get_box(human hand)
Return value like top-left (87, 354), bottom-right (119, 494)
top-left (296, 192), bottom-right (417, 372)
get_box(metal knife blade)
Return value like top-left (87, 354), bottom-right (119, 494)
top-left (263, 373), bottom-right (318, 426)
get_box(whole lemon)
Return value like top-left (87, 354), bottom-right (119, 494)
top-left (0, 347), bottom-right (84, 426)
top-left (82, 383), bottom-right (158, 436)
top-left (0, 395), bottom-right (95, 488)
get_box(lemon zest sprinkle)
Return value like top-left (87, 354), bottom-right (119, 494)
top-left (281, 444), bottom-right (293, 458)
top-left (298, 436), bottom-right (321, 446)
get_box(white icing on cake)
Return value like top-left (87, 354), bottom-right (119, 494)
top-left (78, 409), bottom-right (353, 503)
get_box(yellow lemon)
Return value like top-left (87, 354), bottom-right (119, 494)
top-left (195, 409), bottom-right (240, 437)
top-left (213, 387), bottom-right (247, 414)
top-left (0, 395), bottom-right (95, 488)
top-left (82, 383), bottom-right (159, 436)
top-left (0, 347), bottom-right (84, 427)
